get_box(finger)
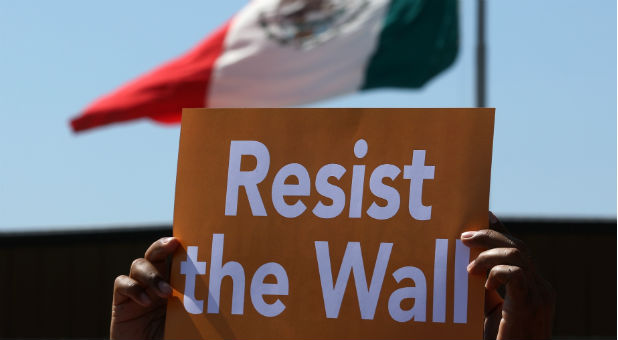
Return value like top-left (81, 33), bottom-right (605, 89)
top-left (485, 289), bottom-right (503, 314)
top-left (460, 228), bottom-right (524, 251)
top-left (485, 265), bottom-right (527, 292)
top-left (484, 289), bottom-right (502, 339)
top-left (129, 258), bottom-right (173, 298)
top-left (468, 247), bottom-right (528, 275)
top-left (113, 275), bottom-right (152, 307)
top-left (144, 237), bottom-right (180, 275)
top-left (145, 237), bottom-right (180, 263)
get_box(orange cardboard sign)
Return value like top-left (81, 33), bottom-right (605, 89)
top-left (164, 108), bottom-right (495, 339)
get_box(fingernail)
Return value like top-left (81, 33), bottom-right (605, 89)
top-left (139, 292), bottom-right (152, 305)
top-left (461, 231), bottom-right (477, 239)
top-left (158, 281), bottom-right (172, 295)
top-left (467, 261), bottom-right (475, 272)
top-left (161, 237), bottom-right (174, 244)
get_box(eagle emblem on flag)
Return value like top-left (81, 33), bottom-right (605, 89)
top-left (258, 0), bottom-right (369, 50)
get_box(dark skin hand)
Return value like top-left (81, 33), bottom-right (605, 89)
top-left (111, 237), bottom-right (180, 340)
top-left (111, 213), bottom-right (555, 340)
top-left (462, 212), bottom-right (555, 339)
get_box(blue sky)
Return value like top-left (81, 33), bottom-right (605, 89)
top-left (0, 1), bottom-right (615, 231)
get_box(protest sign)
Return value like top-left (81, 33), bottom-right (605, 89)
top-left (164, 108), bottom-right (494, 339)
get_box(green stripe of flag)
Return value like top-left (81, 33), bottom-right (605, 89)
top-left (362, 0), bottom-right (459, 90)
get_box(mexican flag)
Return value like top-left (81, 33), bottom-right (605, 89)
top-left (70, 0), bottom-right (458, 132)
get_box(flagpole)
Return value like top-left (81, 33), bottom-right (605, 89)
top-left (476, 0), bottom-right (486, 108)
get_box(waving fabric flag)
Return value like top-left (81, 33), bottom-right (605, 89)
top-left (70, 0), bottom-right (458, 132)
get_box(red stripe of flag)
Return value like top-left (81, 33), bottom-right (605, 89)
top-left (70, 21), bottom-right (231, 132)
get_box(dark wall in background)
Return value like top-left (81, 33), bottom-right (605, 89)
top-left (0, 219), bottom-right (615, 338)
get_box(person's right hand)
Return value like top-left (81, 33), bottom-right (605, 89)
top-left (110, 237), bottom-right (180, 340)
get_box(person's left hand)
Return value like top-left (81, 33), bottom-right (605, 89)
top-left (461, 213), bottom-right (555, 339)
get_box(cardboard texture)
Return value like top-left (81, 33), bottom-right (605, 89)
top-left (164, 108), bottom-right (495, 339)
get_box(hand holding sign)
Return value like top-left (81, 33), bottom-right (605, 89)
top-left (111, 237), bottom-right (179, 340)
top-left (462, 213), bottom-right (555, 339)
top-left (109, 214), bottom-right (555, 340)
